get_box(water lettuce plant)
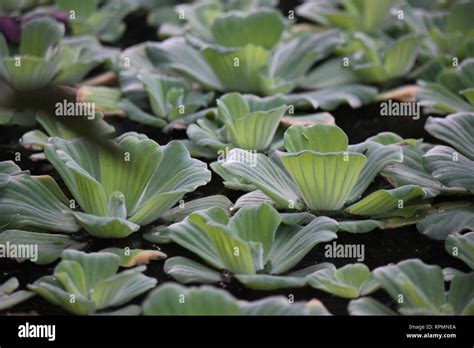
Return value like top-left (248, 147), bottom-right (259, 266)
top-left (417, 58), bottom-right (474, 114)
top-left (53, 0), bottom-right (139, 42)
top-left (306, 263), bottom-right (379, 299)
top-left (44, 133), bottom-right (211, 238)
top-left (0, 17), bottom-right (117, 90)
top-left (296, 0), bottom-right (396, 33)
top-left (29, 250), bottom-right (156, 315)
top-left (118, 71), bottom-right (214, 128)
top-left (143, 9), bottom-right (347, 96)
top-left (349, 259), bottom-right (474, 315)
top-left (165, 203), bottom-right (338, 290)
top-left (142, 282), bottom-right (331, 315)
top-left (218, 123), bottom-right (431, 218)
top-left (186, 92), bottom-right (287, 155)
top-left (382, 112), bottom-right (474, 196)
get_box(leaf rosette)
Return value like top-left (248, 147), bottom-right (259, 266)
top-left (44, 132), bottom-right (211, 238)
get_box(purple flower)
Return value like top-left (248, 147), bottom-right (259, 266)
top-left (0, 16), bottom-right (22, 44)
top-left (0, 11), bottom-right (69, 45)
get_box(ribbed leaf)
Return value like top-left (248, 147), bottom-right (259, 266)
top-left (268, 217), bottom-right (338, 274)
top-left (190, 214), bottom-right (256, 274)
top-left (203, 44), bottom-right (268, 93)
top-left (383, 35), bottom-right (419, 78)
top-left (348, 141), bottom-right (403, 202)
top-left (92, 266), bottom-right (156, 310)
top-left (217, 92), bottom-right (287, 150)
top-left (143, 283), bottom-right (241, 315)
top-left (20, 18), bottom-right (64, 57)
top-left (211, 10), bottom-right (285, 49)
top-left (417, 202), bottom-right (474, 240)
top-left (447, 273), bottom-right (474, 315)
top-left (28, 276), bottom-right (95, 315)
top-left (418, 81), bottom-right (474, 114)
top-left (228, 203), bottom-right (281, 262)
top-left (286, 84), bottom-right (378, 110)
top-left (0, 230), bottom-right (86, 264)
top-left (423, 145), bottom-right (474, 191)
top-left (348, 297), bottom-right (396, 315)
top-left (222, 149), bottom-right (301, 209)
top-left (73, 212), bottom-right (140, 238)
top-left (425, 113), bottom-right (474, 160)
top-left (373, 259), bottom-right (446, 313)
top-left (0, 164), bottom-right (79, 233)
top-left (146, 37), bottom-right (222, 90)
top-left (160, 195), bottom-right (233, 222)
top-left (164, 256), bottom-right (223, 284)
top-left (3, 56), bottom-right (60, 90)
top-left (281, 151), bottom-right (367, 211)
top-left (445, 232), bottom-right (474, 269)
top-left (130, 140), bottom-right (211, 225)
top-left (168, 208), bottom-right (228, 270)
top-left (61, 250), bottom-right (120, 290)
top-left (346, 185), bottom-right (428, 217)
top-left (284, 124), bottom-right (348, 153)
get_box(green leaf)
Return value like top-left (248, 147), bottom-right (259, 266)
top-left (0, 162), bottom-right (79, 233)
top-left (383, 35), bottom-right (420, 79)
top-left (418, 81), bottom-right (474, 114)
top-left (147, 37), bottom-right (222, 91)
top-left (346, 185), bottom-right (428, 217)
top-left (44, 134), bottom-right (211, 237)
top-left (3, 56), bottom-right (60, 91)
top-left (203, 44), bottom-right (269, 94)
top-left (423, 145), bottom-right (474, 191)
top-left (92, 266), bottom-right (156, 310)
top-left (190, 213), bottom-right (256, 274)
top-left (217, 93), bottom-right (287, 150)
top-left (222, 149), bottom-right (301, 209)
top-left (164, 256), bottom-right (223, 284)
top-left (20, 18), bottom-right (64, 57)
top-left (347, 141), bottom-right (403, 202)
top-left (143, 283), bottom-right (330, 315)
top-left (445, 232), bottom-right (474, 269)
top-left (447, 273), bottom-right (474, 315)
top-left (425, 113), bottom-right (474, 159)
top-left (268, 217), bottom-right (338, 274)
top-left (0, 230), bottom-right (86, 264)
top-left (307, 263), bottom-right (379, 298)
top-left (73, 212), bottom-right (140, 238)
top-left (348, 297), bottom-right (396, 315)
top-left (373, 259), bottom-right (447, 314)
top-left (284, 124), bottom-right (348, 153)
top-left (160, 195), bottom-right (234, 223)
top-left (281, 151), bottom-right (367, 211)
top-left (417, 202), bottom-right (474, 240)
top-left (228, 203), bottom-right (281, 262)
top-left (211, 9), bottom-right (285, 50)
top-left (30, 250), bottom-right (155, 315)
top-left (0, 278), bottom-right (34, 311)
top-left (29, 276), bottom-right (95, 315)
top-left (286, 84), bottom-right (378, 110)
top-left (235, 273), bottom-right (307, 290)
top-left (143, 283), bottom-right (241, 315)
